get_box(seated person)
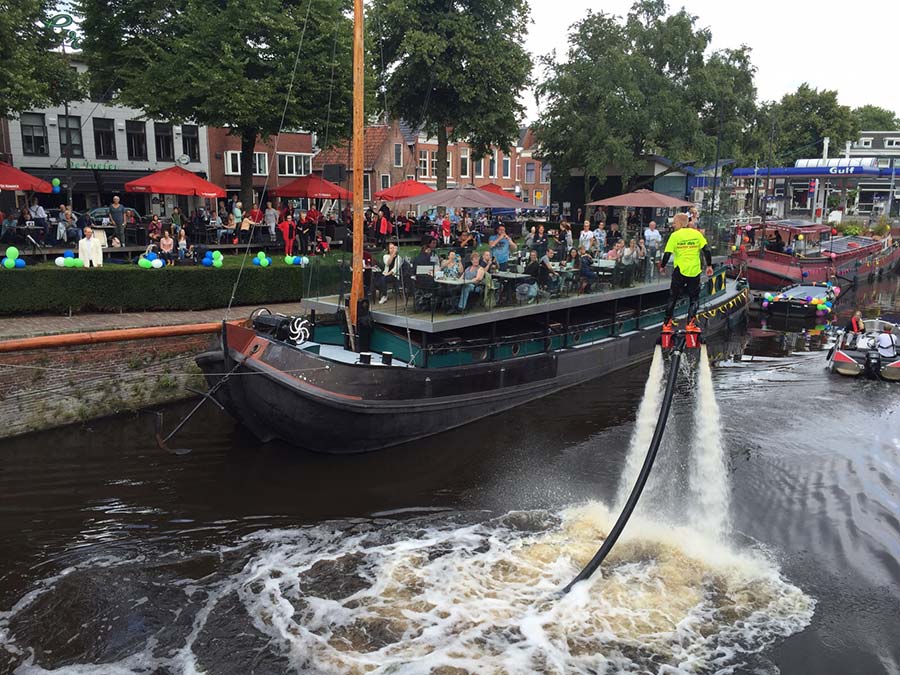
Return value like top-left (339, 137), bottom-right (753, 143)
top-left (579, 245), bottom-right (598, 292)
top-left (413, 238), bottom-right (436, 270)
top-left (375, 242), bottom-right (401, 305)
top-left (539, 247), bottom-right (560, 293)
top-left (158, 230), bottom-right (175, 261)
top-left (516, 250), bottom-right (541, 303)
top-left (448, 252), bottom-right (486, 314)
top-left (769, 230), bottom-right (785, 253)
top-left (441, 250), bottom-right (462, 279)
top-left (147, 215), bottom-right (162, 243)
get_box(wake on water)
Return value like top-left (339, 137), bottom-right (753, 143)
top-left (2, 347), bottom-right (814, 675)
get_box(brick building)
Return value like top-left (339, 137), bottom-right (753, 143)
top-left (206, 127), bottom-right (315, 205)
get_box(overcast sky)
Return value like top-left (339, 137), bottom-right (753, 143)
top-left (522, 0), bottom-right (900, 123)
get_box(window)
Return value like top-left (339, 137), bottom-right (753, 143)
top-left (381, 174), bottom-right (391, 190)
top-left (525, 162), bottom-right (536, 184)
top-left (58, 115), bottom-right (83, 158)
top-left (154, 123), bottom-right (174, 161)
top-left (418, 150), bottom-right (429, 177)
top-left (181, 124), bottom-right (200, 162)
top-left (393, 143), bottom-right (402, 167)
top-left (93, 118), bottom-right (117, 159)
top-left (885, 138), bottom-right (900, 148)
top-left (253, 152), bottom-right (268, 176)
top-left (474, 157), bottom-right (484, 178)
top-left (430, 151), bottom-right (438, 178)
top-left (224, 151), bottom-right (241, 175)
top-left (406, 174), bottom-right (415, 181)
top-left (522, 189), bottom-right (529, 203)
top-left (502, 154), bottom-right (510, 179)
top-left (20, 113), bottom-right (48, 156)
top-left (489, 150), bottom-right (497, 178)
top-left (277, 153), bottom-right (311, 176)
top-left (460, 147), bottom-right (469, 178)
top-left (126, 121), bottom-right (147, 160)
top-left (363, 173), bottom-right (371, 201)
top-left (878, 158), bottom-right (890, 168)
top-left (446, 152), bottom-right (453, 179)
top-left (541, 163), bottom-right (551, 183)
top-left (856, 138), bottom-right (873, 149)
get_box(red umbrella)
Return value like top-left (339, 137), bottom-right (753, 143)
top-left (270, 174), bottom-right (351, 199)
top-left (0, 161), bottom-right (53, 193)
top-left (125, 165), bottom-right (225, 197)
top-left (479, 182), bottom-right (523, 204)
top-left (374, 179), bottom-right (433, 201)
top-left (586, 189), bottom-right (692, 208)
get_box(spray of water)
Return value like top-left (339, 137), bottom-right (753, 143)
top-left (614, 346), bottom-right (666, 510)
top-left (688, 345), bottom-right (732, 539)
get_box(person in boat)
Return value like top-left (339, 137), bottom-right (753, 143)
top-left (606, 222), bottom-right (622, 248)
top-left (578, 221), bottom-right (595, 251)
top-left (877, 324), bottom-right (898, 359)
top-left (489, 225), bottom-right (517, 271)
top-left (539, 246), bottom-right (560, 294)
top-left (441, 250), bottom-right (462, 279)
top-left (593, 221), bottom-right (607, 255)
top-left (845, 310), bottom-right (865, 334)
top-left (769, 230), bottom-right (785, 253)
top-left (375, 242), bottom-right (401, 305)
top-left (578, 245), bottom-right (598, 293)
top-left (659, 211), bottom-right (714, 332)
top-left (414, 238), bottom-right (437, 271)
top-left (448, 252), bottom-right (486, 314)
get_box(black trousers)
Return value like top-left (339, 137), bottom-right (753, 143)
top-left (665, 268), bottom-right (701, 321)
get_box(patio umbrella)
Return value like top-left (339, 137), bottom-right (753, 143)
top-left (586, 189), bottom-right (692, 208)
top-left (480, 182), bottom-right (523, 204)
top-left (374, 179), bottom-right (434, 201)
top-left (125, 165), bottom-right (225, 197)
top-left (0, 161), bottom-right (53, 193)
top-left (270, 174), bottom-right (351, 200)
top-left (407, 183), bottom-right (524, 209)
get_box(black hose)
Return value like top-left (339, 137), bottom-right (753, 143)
top-left (563, 336), bottom-right (685, 593)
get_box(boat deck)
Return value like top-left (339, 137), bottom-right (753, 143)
top-left (304, 277), bottom-right (681, 333)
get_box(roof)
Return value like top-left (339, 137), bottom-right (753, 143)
top-left (312, 124), bottom-right (391, 172)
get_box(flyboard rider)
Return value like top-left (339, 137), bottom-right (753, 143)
top-left (659, 212), bottom-right (714, 333)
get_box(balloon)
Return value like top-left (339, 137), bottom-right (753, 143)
top-left (284, 256), bottom-right (294, 265)
top-left (159, 259), bottom-right (166, 267)
top-left (201, 258), bottom-right (213, 267)
top-left (830, 253), bottom-right (837, 259)
top-left (212, 251), bottom-right (223, 261)
top-left (52, 185), bottom-right (60, 194)
top-left (256, 251), bottom-right (266, 260)
top-left (260, 258), bottom-right (270, 267)
top-left (302, 256), bottom-right (309, 265)
top-left (762, 301), bottom-right (769, 308)
top-left (213, 259), bottom-right (223, 268)
top-left (73, 258), bottom-right (84, 268)
top-left (151, 259), bottom-right (163, 269)
top-left (742, 236), bottom-right (749, 243)
top-left (204, 252), bottom-right (213, 260)
top-left (64, 257), bottom-right (75, 268)
top-left (293, 256), bottom-right (302, 265)
top-left (801, 271), bottom-right (809, 277)
top-left (51, 178), bottom-right (61, 187)
top-left (805, 296), bottom-right (812, 302)
top-left (54, 257), bottom-right (65, 267)
top-left (797, 234), bottom-right (804, 241)
top-left (731, 245), bottom-right (737, 251)
top-left (833, 287), bottom-right (841, 295)
top-left (252, 257), bottom-right (260, 266)
top-left (147, 252), bottom-right (158, 261)
top-left (1, 258), bottom-right (12, 269)
top-left (764, 293), bottom-right (772, 301)
top-left (744, 225), bottom-right (752, 231)
top-left (6, 246), bottom-right (19, 260)
top-left (14, 258), bottom-right (25, 268)
top-left (831, 228), bottom-right (837, 235)
top-left (63, 250), bottom-right (74, 258)
top-left (138, 258), bottom-right (152, 269)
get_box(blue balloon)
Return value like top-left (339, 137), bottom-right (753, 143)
top-left (293, 256), bottom-right (302, 265)
top-left (252, 257), bottom-right (261, 266)
top-left (159, 259), bottom-right (166, 267)
top-left (63, 250), bottom-right (74, 258)
top-left (52, 185), bottom-right (61, 193)
top-left (801, 271), bottom-right (809, 278)
top-left (204, 251), bottom-right (213, 258)
top-left (147, 252), bottom-right (158, 261)
top-left (14, 258), bottom-right (25, 268)
top-left (201, 258), bottom-right (213, 267)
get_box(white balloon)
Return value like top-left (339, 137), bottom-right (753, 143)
top-left (151, 259), bottom-right (163, 269)
top-left (54, 257), bottom-right (66, 267)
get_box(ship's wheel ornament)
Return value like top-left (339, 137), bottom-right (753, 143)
top-left (289, 317), bottom-right (311, 344)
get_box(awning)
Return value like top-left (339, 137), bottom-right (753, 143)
top-left (0, 162), bottom-right (53, 193)
top-left (732, 166), bottom-right (881, 178)
top-left (587, 188), bottom-right (692, 208)
top-left (125, 166), bottom-right (225, 197)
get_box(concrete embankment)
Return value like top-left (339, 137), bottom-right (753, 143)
top-left (0, 303), bottom-right (302, 439)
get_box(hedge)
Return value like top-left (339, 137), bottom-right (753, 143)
top-left (0, 261), bottom-right (345, 315)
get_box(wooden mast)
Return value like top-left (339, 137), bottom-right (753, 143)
top-left (348, 0), bottom-right (365, 332)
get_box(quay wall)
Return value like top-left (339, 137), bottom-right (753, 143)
top-left (0, 328), bottom-right (220, 440)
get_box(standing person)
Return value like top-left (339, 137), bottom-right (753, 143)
top-left (232, 201), bottom-right (244, 228)
top-left (578, 221), bottom-right (595, 251)
top-left (297, 211), bottom-right (311, 255)
top-left (78, 227), bottom-right (103, 267)
top-left (249, 202), bottom-right (264, 225)
top-left (533, 224), bottom-right (548, 258)
top-left (644, 220), bottom-right (662, 281)
top-left (277, 213), bottom-right (297, 255)
top-left (593, 221), bottom-right (607, 255)
top-left (659, 212), bottom-right (713, 332)
top-left (377, 210), bottom-right (392, 250)
top-left (29, 198), bottom-right (48, 242)
top-left (177, 229), bottom-right (189, 260)
top-left (440, 213), bottom-right (452, 246)
top-left (489, 224), bottom-right (517, 271)
top-left (264, 201), bottom-right (279, 242)
top-left (606, 222), bottom-right (622, 248)
top-left (107, 196), bottom-right (125, 244)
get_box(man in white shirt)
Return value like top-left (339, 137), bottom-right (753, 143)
top-left (578, 221), bottom-right (595, 251)
top-left (78, 227), bottom-right (103, 267)
top-left (877, 326), bottom-right (898, 359)
top-left (29, 198), bottom-right (48, 240)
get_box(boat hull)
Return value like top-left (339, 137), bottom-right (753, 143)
top-left (197, 289), bottom-right (749, 453)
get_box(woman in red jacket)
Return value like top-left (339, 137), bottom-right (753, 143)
top-left (277, 214), bottom-right (297, 255)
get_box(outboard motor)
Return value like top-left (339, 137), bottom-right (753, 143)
top-left (864, 350), bottom-right (882, 379)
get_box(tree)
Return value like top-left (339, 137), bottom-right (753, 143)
top-left (368, 0), bottom-right (532, 190)
top-left (0, 0), bottom-right (82, 118)
top-left (770, 84), bottom-right (858, 165)
top-left (534, 1), bottom-right (758, 203)
top-left (77, 0), bottom-right (353, 207)
top-left (852, 104), bottom-right (899, 131)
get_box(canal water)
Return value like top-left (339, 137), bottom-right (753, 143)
top-left (1, 277), bottom-right (899, 674)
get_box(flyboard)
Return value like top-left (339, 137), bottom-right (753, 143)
top-left (563, 321), bottom-right (703, 593)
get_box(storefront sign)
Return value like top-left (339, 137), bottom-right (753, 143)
top-left (47, 13), bottom-right (82, 50)
top-left (67, 160), bottom-right (118, 171)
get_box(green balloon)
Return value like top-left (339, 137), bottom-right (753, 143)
top-left (284, 256), bottom-right (294, 265)
top-left (212, 251), bottom-right (223, 261)
top-left (212, 259), bottom-right (223, 268)
top-left (64, 257), bottom-right (75, 268)
top-left (6, 246), bottom-right (19, 260)
top-left (257, 251), bottom-right (266, 260)
top-left (260, 258), bottom-right (270, 267)
top-left (51, 178), bottom-right (61, 186)
top-left (138, 258), bottom-right (152, 269)
top-left (73, 258), bottom-right (84, 268)
top-left (2, 258), bottom-right (14, 269)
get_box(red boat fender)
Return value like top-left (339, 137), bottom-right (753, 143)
top-left (660, 332), bottom-right (673, 349)
top-left (685, 332), bottom-right (699, 349)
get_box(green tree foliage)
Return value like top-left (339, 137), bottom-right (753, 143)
top-left (0, 0), bottom-right (82, 118)
top-left (77, 0), bottom-right (353, 206)
top-left (534, 0), bottom-right (758, 202)
top-left (852, 104), bottom-right (899, 131)
top-left (770, 84), bottom-right (858, 165)
top-left (368, 0), bottom-right (532, 189)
